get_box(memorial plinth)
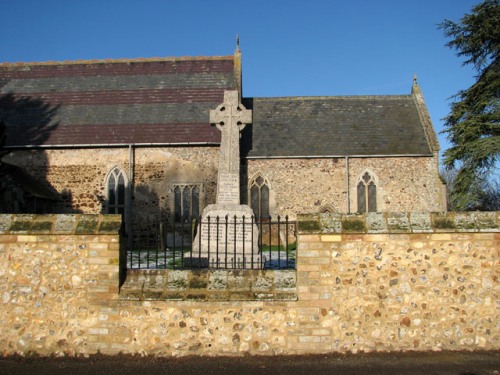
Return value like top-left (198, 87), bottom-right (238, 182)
top-left (188, 204), bottom-right (261, 268)
top-left (186, 91), bottom-right (262, 269)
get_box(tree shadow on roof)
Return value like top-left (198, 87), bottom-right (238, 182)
top-left (0, 92), bottom-right (60, 146)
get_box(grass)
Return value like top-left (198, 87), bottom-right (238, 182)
top-left (128, 247), bottom-right (191, 269)
top-left (260, 243), bottom-right (297, 252)
top-left (128, 243), bottom-right (298, 269)
top-left (260, 243), bottom-right (297, 261)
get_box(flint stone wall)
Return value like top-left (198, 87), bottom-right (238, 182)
top-left (246, 156), bottom-right (445, 218)
top-left (4, 150), bottom-right (444, 220)
top-left (0, 212), bottom-right (498, 357)
top-left (3, 147), bottom-right (220, 217)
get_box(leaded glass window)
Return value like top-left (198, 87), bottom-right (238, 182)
top-left (173, 184), bottom-right (200, 222)
top-left (107, 167), bottom-right (127, 215)
top-left (249, 174), bottom-right (270, 220)
top-left (357, 171), bottom-right (377, 213)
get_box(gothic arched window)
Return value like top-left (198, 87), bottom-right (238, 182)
top-left (357, 171), bottom-right (377, 213)
top-left (173, 184), bottom-right (200, 222)
top-left (319, 205), bottom-right (335, 214)
top-left (106, 167), bottom-right (127, 215)
top-left (249, 174), bottom-right (270, 220)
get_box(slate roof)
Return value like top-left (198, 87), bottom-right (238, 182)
top-left (241, 95), bottom-right (438, 157)
top-left (0, 55), bottom-right (439, 157)
top-left (0, 56), bottom-right (237, 146)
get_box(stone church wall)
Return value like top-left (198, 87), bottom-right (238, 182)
top-left (3, 147), bottom-right (220, 220)
top-left (4, 149), bottom-right (444, 223)
top-left (246, 155), bottom-right (444, 218)
top-left (0, 212), bottom-right (497, 357)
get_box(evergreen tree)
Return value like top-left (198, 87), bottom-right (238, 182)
top-left (439, 0), bottom-right (500, 210)
top-left (0, 121), bottom-right (7, 203)
top-left (0, 121), bottom-right (7, 167)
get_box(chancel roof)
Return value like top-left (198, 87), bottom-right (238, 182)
top-left (241, 94), bottom-right (438, 157)
top-left (0, 56), bottom-right (237, 146)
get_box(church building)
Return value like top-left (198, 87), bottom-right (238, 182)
top-left (0, 48), bottom-right (446, 233)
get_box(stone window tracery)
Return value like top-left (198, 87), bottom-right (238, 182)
top-left (319, 205), bottom-right (335, 214)
top-left (357, 171), bottom-right (377, 213)
top-left (173, 184), bottom-right (200, 222)
top-left (106, 167), bottom-right (127, 215)
top-left (249, 173), bottom-right (270, 220)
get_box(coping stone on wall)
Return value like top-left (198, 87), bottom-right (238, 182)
top-left (7, 214), bottom-right (36, 233)
top-left (319, 213), bottom-right (342, 233)
top-left (365, 212), bottom-right (388, 233)
top-left (298, 211), bottom-right (500, 234)
top-left (0, 214), bottom-right (122, 235)
top-left (0, 214), bottom-right (13, 232)
top-left (387, 212), bottom-right (411, 233)
top-left (475, 211), bottom-right (500, 232)
top-left (54, 215), bottom-right (78, 233)
top-left (408, 212), bottom-right (433, 233)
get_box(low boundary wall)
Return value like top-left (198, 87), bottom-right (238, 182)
top-left (0, 212), bottom-right (498, 356)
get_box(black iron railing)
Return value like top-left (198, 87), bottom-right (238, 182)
top-left (126, 215), bottom-right (296, 270)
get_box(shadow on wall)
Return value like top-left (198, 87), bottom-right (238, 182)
top-left (132, 184), bottom-right (169, 223)
top-left (240, 97), bottom-right (253, 205)
top-left (129, 184), bottom-right (171, 251)
top-left (58, 189), bottom-right (84, 214)
top-left (93, 176), bottom-right (170, 248)
top-left (0, 93), bottom-right (61, 213)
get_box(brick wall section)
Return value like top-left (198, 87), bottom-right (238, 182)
top-left (0, 212), bottom-right (498, 356)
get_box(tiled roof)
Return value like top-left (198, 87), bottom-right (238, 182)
top-left (241, 95), bottom-right (436, 157)
top-left (0, 56), bottom-right (236, 146)
top-left (1, 55), bottom-right (438, 157)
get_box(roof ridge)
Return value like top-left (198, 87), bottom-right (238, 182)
top-left (249, 95), bottom-right (412, 100)
top-left (0, 55), bottom-right (234, 67)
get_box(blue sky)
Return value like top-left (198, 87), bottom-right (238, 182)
top-left (0, 0), bottom-right (479, 160)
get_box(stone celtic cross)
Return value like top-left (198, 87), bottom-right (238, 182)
top-left (188, 90), bottom-right (260, 268)
top-left (210, 90), bottom-right (252, 204)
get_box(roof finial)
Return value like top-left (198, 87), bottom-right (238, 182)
top-left (413, 74), bottom-right (418, 85)
top-left (235, 34), bottom-right (241, 53)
